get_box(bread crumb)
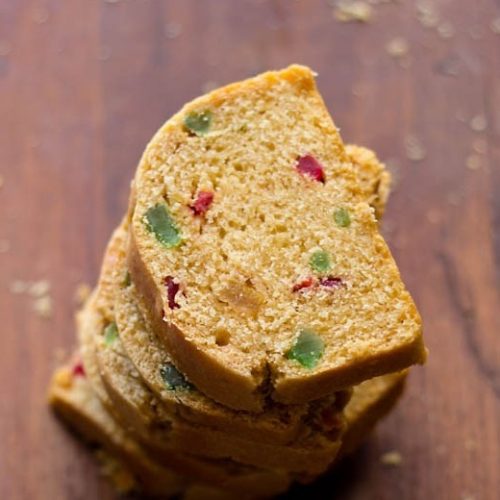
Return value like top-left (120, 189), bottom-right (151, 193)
top-left (0, 175), bottom-right (3, 189)
top-left (437, 22), bottom-right (455, 39)
top-left (0, 40), bottom-right (11, 56)
top-left (333, 1), bottom-right (373, 23)
top-left (404, 135), bottom-right (426, 162)
top-left (0, 239), bottom-right (10, 253)
top-left (74, 283), bottom-right (92, 305)
top-left (470, 114), bottom-right (487, 132)
top-left (29, 280), bottom-right (51, 298)
top-left (380, 450), bottom-right (403, 466)
top-left (416, 1), bottom-right (439, 28)
top-left (466, 155), bottom-right (482, 170)
top-left (385, 37), bottom-right (409, 58)
top-left (165, 22), bottom-right (182, 39)
top-left (33, 295), bottom-right (52, 318)
top-left (491, 18), bottom-right (500, 34)
top-left (32, 6), bottom-right (49, 24)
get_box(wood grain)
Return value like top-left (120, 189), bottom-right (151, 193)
top-left (0, 1), bottom-right (498, 498)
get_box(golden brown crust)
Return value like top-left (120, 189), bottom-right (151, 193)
top-left (272, 337), bottom-right (423, 404)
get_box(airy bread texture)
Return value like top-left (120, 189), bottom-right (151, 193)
top-left (115, 143), bottom-right (389, 445)
top-left (128, 64), bottom-right (425, 410)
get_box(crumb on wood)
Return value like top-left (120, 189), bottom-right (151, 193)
top-left (469, 114), bottom-right (487, 132)
top-left (33, 295), bottom-right (53, 318)
top-left (32, 6), bottom-right (49, 24)
top-left (437, 22), bottom-right (455, 39)
top-left (416, 0), bottom-right (439, 28)
top-left (29, 280), bottom-right (51, 298)
top-left (11, 279), bottom-right (53, 318)
top-left (380, 450), bottom-right (403, 466)
top-left (0, 174), bottom-right (4, 188)
top-left (333, 1), bottom-right (373, 23)
top-left (165, 22), bottom-right (183, 39)
top-left (74, 283), bottom-right (92, 305)
top-left (466, 154), bottom-right (482, 170)
top-left (404, 135), bottom-right (426, 162)
top-left (385, 37), bottom-right (409, 59)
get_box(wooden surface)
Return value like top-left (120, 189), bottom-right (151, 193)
top-left (0, 1), bottom-right (499, 499)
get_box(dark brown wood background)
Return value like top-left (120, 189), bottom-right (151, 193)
top-left (0, 1), bottom-right (498, 499)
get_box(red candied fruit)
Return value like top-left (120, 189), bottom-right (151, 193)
top-left (72, 361), bottom-right (86, 377)
top-left (292, 276), bottom-right (316, 293)
top-left (296, 155), bottom-right (326, 183)
top-left (190, 191), bottom-right (214, 216)
top-left (319, 276), bottom-right (344, 289)
top-left (164, 276), bottom-right (181, 310)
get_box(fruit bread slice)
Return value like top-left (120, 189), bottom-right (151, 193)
top-left (127, 64), bottom-right (426, 411)
top-left (49, 357), bottom-right (291, 497)
top-left (77, 291), bottom-right (296, 490)
top-left (115, 142), bottom-right (389, 444)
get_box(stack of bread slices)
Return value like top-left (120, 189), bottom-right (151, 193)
top-left (49, 65), bottom-right (426, 498)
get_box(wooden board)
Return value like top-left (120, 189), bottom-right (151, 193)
top-left (0, 0), bottom-right (498, 498)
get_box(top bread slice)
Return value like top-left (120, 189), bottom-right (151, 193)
top-left (128, 64), bottom-right (426, 411)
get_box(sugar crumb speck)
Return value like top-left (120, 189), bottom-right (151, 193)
top-left (333, 1), bottom-right (373, 23)
top-left (470, 114), bottom-right (487, 132)
top-left (404, 135), bottom-right (426, 162)
top-left (380, 450), bottom-right (403, 466)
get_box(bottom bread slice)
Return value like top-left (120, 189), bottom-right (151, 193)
top-left (49, 358), bottom-right (292, 497)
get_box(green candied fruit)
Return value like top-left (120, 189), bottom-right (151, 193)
top-left (334, 208), bottom-right (351, 228)
top-left (145, 204), bottom-right (182, 248)
top-left (160, 363), bottom-right (193, 391)
top-left (286, 328), bottom-right (325, 369)
top-left (184, 110), bottom-right (212, 136)
top-left (309, 250), bottom-right (331, 273)
top-left (104, 322), bottom-right (118, 346)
